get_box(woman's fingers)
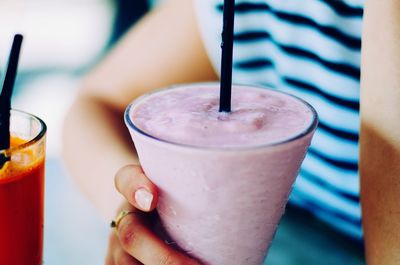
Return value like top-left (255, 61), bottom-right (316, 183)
top-left (116, 210), bottom-right (200, 265)
top-left (113, 166), bottom-right (199, 264)
top-left (106, 231), bottom-right (142, 265)
top-left (113, 243), bottom-right (142, 265)
top-left (115, 165), bottom-right (158, 212)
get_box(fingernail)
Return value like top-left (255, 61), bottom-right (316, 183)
top-left (135, 188), bottom-right (153, 211)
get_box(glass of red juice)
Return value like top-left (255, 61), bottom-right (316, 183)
top-left (0, 109), bottom-right (46, 265)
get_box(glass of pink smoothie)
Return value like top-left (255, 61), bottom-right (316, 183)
top-left (125, 83), bottom-right (318, 265)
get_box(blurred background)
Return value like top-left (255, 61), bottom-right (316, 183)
top-left (1, 1), bottom-right (160, 264)
top-left (1, 1), bottom-right (364, 264)
top-left (1, 0), bottom-right (162, 157)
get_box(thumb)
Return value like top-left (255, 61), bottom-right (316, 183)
top-left (115, 165), bottom-right (158, 212)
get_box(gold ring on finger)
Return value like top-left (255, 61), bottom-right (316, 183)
top-left (110, 210), bottom-right (135, 231)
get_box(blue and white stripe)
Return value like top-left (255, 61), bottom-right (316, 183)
top-left (195, 0), bottom-right (364, 239)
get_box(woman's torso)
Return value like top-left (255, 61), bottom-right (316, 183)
top-left (195, 0), bottom-right (364, 239)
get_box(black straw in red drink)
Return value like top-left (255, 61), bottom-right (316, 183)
top-left (219, 0), bottom-right (235, 113)
top-left (0, 34), bottom-right (24, 168)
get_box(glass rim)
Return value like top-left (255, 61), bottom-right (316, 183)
top-left (125, 82), bottom-right (318, 151)
top-left (0, 109), bottom-right (47, 155)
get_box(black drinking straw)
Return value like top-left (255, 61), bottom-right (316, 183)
top-left (0, 34), bottom-right (24, 168)
top-left (219, 0), bottom-right (235, 113)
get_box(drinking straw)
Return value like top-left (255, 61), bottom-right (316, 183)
top-left (219, 0), bottom-right (235, 113)
top-left (0, 34), bottom-right (24, 168)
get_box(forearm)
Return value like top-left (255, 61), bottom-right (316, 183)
top-left (360, 0), bottom-right (400, 264)
top-left (62, 0), bottom-right (216, 220)
top-left (62, 96), bottom-right (137, 220)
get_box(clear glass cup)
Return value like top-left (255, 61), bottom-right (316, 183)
top-left (125, 83), bottom-right (318, 265)
top-left (0, 109), bottom-right (47, 265)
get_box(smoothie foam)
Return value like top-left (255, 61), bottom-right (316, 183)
top-left (132, 85), bottom-right (314, 148)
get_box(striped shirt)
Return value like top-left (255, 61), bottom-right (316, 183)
top-left (194, 0), bottom-right (364, 239)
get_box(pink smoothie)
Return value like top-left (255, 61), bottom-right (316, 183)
top-left (125, 83), bottom-right (317, 265)
top-left (132, 85), bottom-right (313, 148)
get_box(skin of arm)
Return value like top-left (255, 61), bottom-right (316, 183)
top-left (360, 0), bottom-right (400, 264)
top-left (62, 0), bottom-right (217, 220)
